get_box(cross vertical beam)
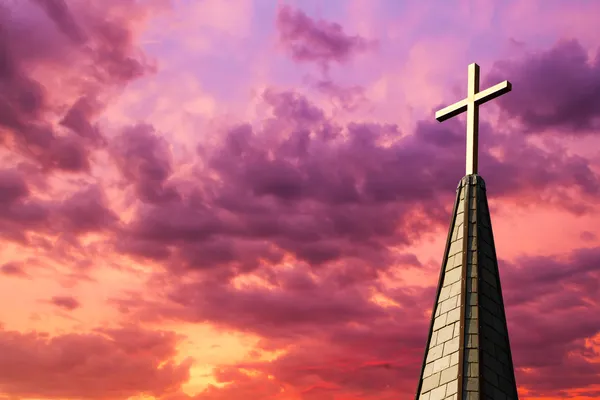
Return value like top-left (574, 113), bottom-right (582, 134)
top-left (466, 63), bottom-right (480, 176)
top-left (435, 63), bottom-right (512, 176)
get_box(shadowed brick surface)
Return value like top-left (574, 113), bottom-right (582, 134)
top-left (415, 175), bottom-right (519, 400)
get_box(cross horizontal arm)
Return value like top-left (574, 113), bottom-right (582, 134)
top-left (435, 99), bottom-right (468, 122)
top-left (474, 81), bottom-right (512, 105)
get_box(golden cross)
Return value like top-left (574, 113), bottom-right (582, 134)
top-left (435, 63), bottom-right (511, 175)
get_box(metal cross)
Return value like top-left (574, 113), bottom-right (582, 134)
top-left (435, 63), bottom-right (511, 175)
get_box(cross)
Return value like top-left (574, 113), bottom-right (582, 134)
top-left (435, 63), bottom-right (511, 176)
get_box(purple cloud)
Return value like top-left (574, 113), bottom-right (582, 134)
top-left (498, 247), bottom-right (600, 394)
top-left (313, 79), bottom-right (368, 111)
top-left (0, 168), bottom-right (117, 250)
top-left (276, 5), bottom-right (376, 69)
top-left (103, 76), bottom-right (600, 397)
top-left (111, 88), bottom-right (600, 283)
top-left (0, 0), bottom-right (158, 172)
top-left (111, 124), bottom-right (180, 204)
top-left (489, 39), bottom-right (600, 133)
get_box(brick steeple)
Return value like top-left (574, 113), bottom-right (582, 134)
top-left (414, 175), bottom-right (519, 400)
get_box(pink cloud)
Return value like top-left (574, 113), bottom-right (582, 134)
top-left (110, 123), bottom-right (180, 204)
top-left (498, 248), bottom-right (600, 395)
top-left (31, 0), bottom-right (87, 44)
top-left (112, 242), bottom-right (600, 399)
top-left (0, 167), bottom-right (117, 250)
top-left (276, 5), bottom-right (376, 69)
top-left (581, 231), bottom-right (597, 242)
top-left (311, 78), bottom-right (368, 111)
top-left (49, 295), bottom-right (81, 311)
top-left (108, 86), bottom-right (600, 284)
top-left (112, 263), bottom-right (431, 398)
top-left (104, 72), bottom-right (600, 397)
top-left (1, 1), bottom-right (600, 399)
top-left (56, 185), bottom-right (119, 233)
top-left (59, 96), bottom-right (106, 145)
top-left (0, 0), bottom-right (161, 172)
top-left (0, 325), bottom-right (192, 399)
top-left (0, 262), bottom-right (30, 278)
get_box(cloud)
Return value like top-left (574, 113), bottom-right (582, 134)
top-left (106, 80), bottom-right (600, 398)
top-left (59, 96), bottom-right (106, 145)
top-left (112, 88), bottom-right (600, 281)
top-left (49, 295), bottom-right (81, 311)
top-left (0, 169), bottom-right (51, 242)
top-left (2, 3), bottom-right (600, 399)
top-left (276, 5), bottom-right (376, 69)
top-left (581, 231), bottom-right (597, 242)
top-left (0, 0), bottom-right (161, 172)
top-left (55, 185), bottom-right (119, 233)
top-left (0, 168), bottom-right (117, 247)
top-left (0, 262), bottom-right (30, 278)
top-left (31, 0), bottom-right (87, 44)
top-left (165, 269), bottom-right (387, 337)
top-left (112, 260), bottom-right (433, 399)
top-left (113, 243), bottom-right (600, 399)
top-left (0, 325), bottom-right (192, 399)
top-left (488, 39), bottom-right (600, 133)
top-left (111, 123), bottom-right (180, 204)
top-left (312, 78), bottom-right (368, 111)
top-left (497, 247), bottom-right (600, 395)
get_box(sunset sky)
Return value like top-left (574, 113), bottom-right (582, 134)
top-left (1, 0), bottom-right (600, 399)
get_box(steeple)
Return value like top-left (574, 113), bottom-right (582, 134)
top-left (414, 175), bottom-right (518, 400)
top-left (414, 64), bottom-right (518, 399)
